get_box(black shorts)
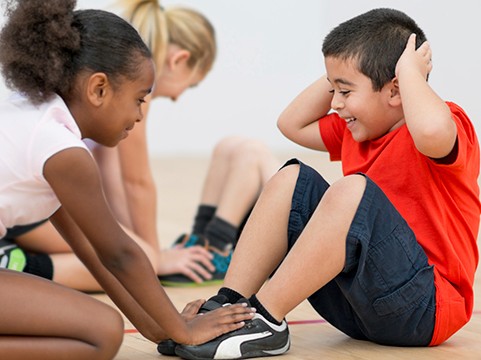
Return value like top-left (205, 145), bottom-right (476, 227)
top-left (2, 219), bottom-right (48, 240)
top-left (284, 159), bottom-right (435, 346)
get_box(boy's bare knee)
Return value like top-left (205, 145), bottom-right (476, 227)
top-left (324, 174), bottom-right (366, 210)
top-left (265, 163), bottom-right (299, 189)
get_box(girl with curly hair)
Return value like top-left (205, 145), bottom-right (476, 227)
top-left (4, 0), bottom-right (280, 289)
top-left (0, 0), bottom-right (254, 358)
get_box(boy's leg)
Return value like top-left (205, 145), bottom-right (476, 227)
top-left (306, 175), bottom-right (435, 346)
top-left (221, 162), bottom-right (302, 297)
top-left (174, 160), bottom-right (363, 359)
top-left (256, 173), bottom-right (365, 321)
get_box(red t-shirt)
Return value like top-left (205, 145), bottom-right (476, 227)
top-left (319, 102), bottom-right (480, 345)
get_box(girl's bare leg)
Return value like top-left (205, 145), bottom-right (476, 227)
top-left (15, 221), bottom-right (213, 290)
top-left (15, 221), bottom-right (72, 254)
top-left (14, 222), bottom-right (165, 292)
top-left (0, 269), bottom-right (123, 360)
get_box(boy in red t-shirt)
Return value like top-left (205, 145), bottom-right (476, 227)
top-left (173, 8), bottom-right (480, 359)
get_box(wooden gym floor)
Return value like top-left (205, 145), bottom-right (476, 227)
top-left (92, 152), bottom-right (481, 359)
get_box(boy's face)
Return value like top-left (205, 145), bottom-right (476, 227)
top-left (325, 56), bottom-right (404, 142)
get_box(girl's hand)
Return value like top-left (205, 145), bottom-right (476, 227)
top-left (395, 33), bottom-right (433, 80)
top-left (180, 299), bottom-right (205, 322)
top-left (184, 302), bottom-right (256, 345)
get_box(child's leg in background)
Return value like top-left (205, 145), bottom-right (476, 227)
top-left (192, 136), bottom-right (280, 250)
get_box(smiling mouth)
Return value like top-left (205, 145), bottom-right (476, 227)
top-left (345, 117), bottom-right (356, 124)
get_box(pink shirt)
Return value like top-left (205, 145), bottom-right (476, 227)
top-left (0, 94), bottom-right (89, 237)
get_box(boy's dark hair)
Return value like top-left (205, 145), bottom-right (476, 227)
top-left (322, 8), bottom-right (427, 91)
top-left (0, 0), bottom-right (152, 104)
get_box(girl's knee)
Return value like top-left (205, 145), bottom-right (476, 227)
top-left (94, 306), bottom-right (124, 359)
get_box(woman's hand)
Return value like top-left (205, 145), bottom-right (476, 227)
top-left (157, 246), bottom-right (215, 283)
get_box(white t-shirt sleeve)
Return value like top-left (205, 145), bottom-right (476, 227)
top-left (28, 107), bottom-right (90, 179)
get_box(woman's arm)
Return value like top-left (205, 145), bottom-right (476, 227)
top-left (117, 97), bottom-right (159, 247)
top-left (277, 75), bottom-right (333, 151)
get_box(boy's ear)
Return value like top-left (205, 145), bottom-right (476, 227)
top-left (388, 77), bottom-right (402, 106)
top-left (86, 73), bottom-right (110, 106)
top-left (168, 49), bottom-right (191, 70)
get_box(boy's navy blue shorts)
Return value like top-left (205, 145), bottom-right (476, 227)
top-left (284, 159), bottom-right (435, 346)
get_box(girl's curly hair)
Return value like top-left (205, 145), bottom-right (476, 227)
top-left (0, 0), bottom-right (152, 104)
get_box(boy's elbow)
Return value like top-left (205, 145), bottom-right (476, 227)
top-left (277, 112), bottom-right (294, 140)
top-left (414, 122), bottom-right (457, 158)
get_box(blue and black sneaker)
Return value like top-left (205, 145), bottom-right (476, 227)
top-left (159, 234), bottom-right (232, 287)
top-left (157, 294), bottom-right (230, 356)
top-left (175, 299), bottom-right (290, 360)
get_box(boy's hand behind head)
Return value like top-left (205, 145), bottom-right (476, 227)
top-left (395, 33), bottom-right (433, 81)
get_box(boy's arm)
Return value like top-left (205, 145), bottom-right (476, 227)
top-left (277, 75), bottom-right (333, 151)
top-left (396, 34), bottom-right (457, 159)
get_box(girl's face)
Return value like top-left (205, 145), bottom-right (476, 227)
top-left (325, 56), bottom-right (404, 142)
top-left (152, 45), bottom-right (206, 101)
top-left (89, 58), bottom-right (156, 146)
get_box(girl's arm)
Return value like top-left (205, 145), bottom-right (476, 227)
top-left (396, 34), bottom-right (457, 159)
top-left (44, 147), bottom-right (253, 345)
top-left (50, 206), bottom-right (168, 341)
top-left (277, 75), bottom-right (333, 151)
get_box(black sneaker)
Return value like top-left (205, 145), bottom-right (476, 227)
top-left (157, 294), bottom-right (230, 356)
top-left (159, 234), bottom-right (232, 287)
top-left (156, 339), bottom-right (177, 356)
top-left (175, 311), bottom-right (290, 359)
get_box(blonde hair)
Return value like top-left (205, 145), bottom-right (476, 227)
top-left (118, 0), bottom-right (216, 76)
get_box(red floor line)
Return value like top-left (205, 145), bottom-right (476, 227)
top-left (288, 319), bottom-right (326, 325)
top-left (124, 310), bottom-right (481, 334)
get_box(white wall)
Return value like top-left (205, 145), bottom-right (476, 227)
top-left (1, 0), bottom-right (480, 156)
